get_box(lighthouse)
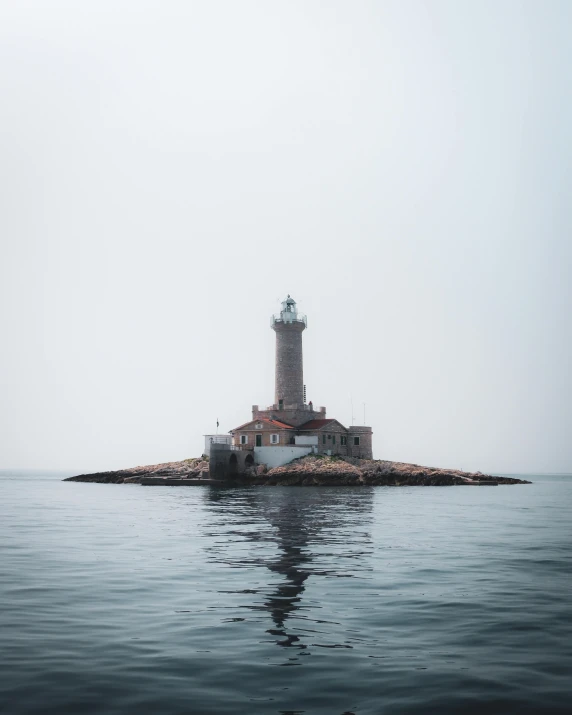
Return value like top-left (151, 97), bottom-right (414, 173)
top-left (271, 295), bottom-right (307, 409)
top-left (222, 295), bottom-right (373, 474)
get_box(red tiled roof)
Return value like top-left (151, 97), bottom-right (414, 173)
top-left (298, 418), bottom-right (339, 430)
top-left (231, 417), bottom-right (294, 432)
top-left (265, 419), bottom-right (294, 429)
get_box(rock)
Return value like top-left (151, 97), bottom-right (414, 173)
top-left (64, 455), bottom-right (532, 486)
top-left (64, 458), bottom-right (211, 484)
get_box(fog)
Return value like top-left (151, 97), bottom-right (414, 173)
top-left (1, 1), bottom-right (571, 474)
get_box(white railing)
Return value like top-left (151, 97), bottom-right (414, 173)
top-left (270, 313), bottom-right (307, 327)
top-left (206, 435), bottom-right (232, 444)
top-left (210, 443), bottom-right (253, 451)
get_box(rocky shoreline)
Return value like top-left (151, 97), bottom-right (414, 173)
top-left (64, 455), bottom-right (530, 486)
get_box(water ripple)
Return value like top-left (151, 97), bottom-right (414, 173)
top-left (0, 474), bottom-right (571, 713)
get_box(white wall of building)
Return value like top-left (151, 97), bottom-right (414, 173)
top-left (254, 445), bottom-right (315, 469)
top-left (295, 435), bottom-right (318, 446)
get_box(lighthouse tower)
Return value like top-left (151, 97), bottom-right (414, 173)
top-left (226, 295), bottom-right (374, 468)
top-left (271, 295), bottom-right (307, 409)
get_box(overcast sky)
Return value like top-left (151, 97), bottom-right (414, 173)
top-left (1, 1), bottom-right (571, 474)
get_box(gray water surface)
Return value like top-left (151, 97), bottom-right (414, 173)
top-left (1, 472), bottom-right (571, 714)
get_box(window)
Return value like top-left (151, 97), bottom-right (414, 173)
top-left (255, 423), bottom-right (262, 429)
top-left (341, 436), bottom-right (347, 446)
top-left (240, 435), bottom-right (248, 445)
top-left (332, 435), bottom-right (336, 445)
top-left (271, 434), bottom-right (279, 444)
top-left (322, 434), bottom-right (326, 445)
top-left (255, 434), bottom-right (262, 447)
top-left (353, 436), bottom-right (360, 446)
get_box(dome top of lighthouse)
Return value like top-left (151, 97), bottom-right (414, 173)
top-left (282, 294), bottom-right (297, 312)
top-left (271, 295), bottom-right (307, 328)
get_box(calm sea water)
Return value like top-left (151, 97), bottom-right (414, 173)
top-left (1, 472), bottom-right (571, 714)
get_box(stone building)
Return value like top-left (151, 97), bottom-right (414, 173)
top-left (223, 296), bottom-right (373, 470)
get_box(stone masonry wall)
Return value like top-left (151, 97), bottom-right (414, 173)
top-left (315, 422), bottom-right (351, 457)
top-left (233, 423), bottom-right (373, 459)
top-left (234, 427), bottom-right (295, 448)
top-left (273, 321), bottom-right (305, 406)
top-left (348, 427), bottom-right (373, 460)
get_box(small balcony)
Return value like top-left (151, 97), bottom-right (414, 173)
top-left (270, 313), bottom-right (307, 328)
top-left (209, 441), bottom-right (253, 453)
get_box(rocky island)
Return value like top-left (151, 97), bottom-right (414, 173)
top-left (65, 298), bottom-right (531, 489)
top-left (64, 455), bottom-right (530, 486)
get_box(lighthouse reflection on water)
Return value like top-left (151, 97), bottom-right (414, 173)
top-left (204, 487), bottom-right (374, 651)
